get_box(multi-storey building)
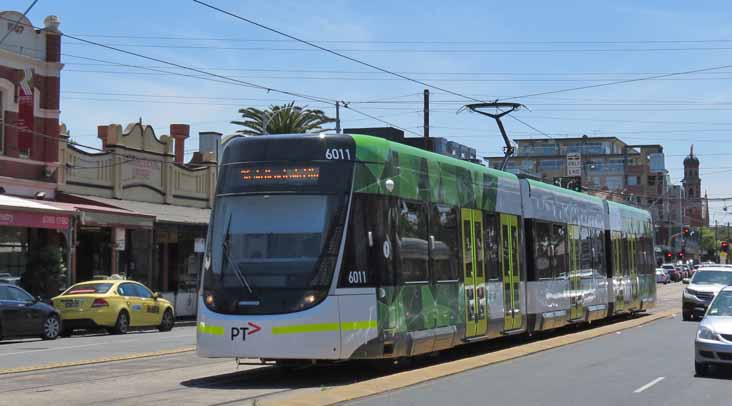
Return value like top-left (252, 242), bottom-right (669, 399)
top-left (484, 135), bottom-right (672, 242)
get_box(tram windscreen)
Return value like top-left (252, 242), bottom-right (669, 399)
top-left (203, 193), bottom-right (345, 314)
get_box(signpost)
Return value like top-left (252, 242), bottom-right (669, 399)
top-left (566, 153), bottom-right (582, 177)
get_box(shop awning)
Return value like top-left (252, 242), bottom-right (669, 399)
top-left (0, 195), bottom-right (74, 230)
top-left (45, 200), bottom-right (155, 229)
top-left (65, 194), bottom-right (210, 226)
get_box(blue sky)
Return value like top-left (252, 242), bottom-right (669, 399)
top-left (7, 0), bottom-right (732, 223)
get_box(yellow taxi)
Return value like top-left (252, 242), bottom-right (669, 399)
top-left (52, 278), bottom-right (175, 336)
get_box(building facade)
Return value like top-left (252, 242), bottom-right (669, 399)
top-left (682, 145), bottom-right (708, 228)
top-left (485, 135), bottom-right (673, 243)
top-left (56, 122), bottom-right (218, 315)
top-left (0, 11), bottom-right (73, 297)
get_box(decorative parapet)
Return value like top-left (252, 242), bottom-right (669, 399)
top-left (59, 122), bottom-right (217, 208)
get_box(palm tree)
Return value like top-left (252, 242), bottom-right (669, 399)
top-left (231, 102), bottom-right (335, 135)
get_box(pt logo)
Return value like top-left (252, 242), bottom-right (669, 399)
top-left (230, 322), bottom-right (262, 341)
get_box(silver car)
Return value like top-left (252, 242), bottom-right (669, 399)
top-left (682, 267), bottom-right (732, 321)
top-left (695, 286), bottom-right (732, 376)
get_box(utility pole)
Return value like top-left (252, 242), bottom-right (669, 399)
top-left (423, 89), bottom-right (430, 149)
top-left (715, 220), bottom-right (719, 263)
top-left (335, 101), bottom-right (341, 134)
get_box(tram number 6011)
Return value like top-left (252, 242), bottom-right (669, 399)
top-left (347, 271), bottom-right (367, 285)
top-left (325, 148), bottom-right (351, 160)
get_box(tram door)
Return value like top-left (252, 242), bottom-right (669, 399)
top-left (461, 208), bottom-right (487, 338)
top-left (568, 225), bottom-right (584, 321)
top-left (629, 235), bottom-right (639, 308)
top-left (613, 232), bottom-right (625, 312)
top-left (500, 214), bottom-right (522, 331)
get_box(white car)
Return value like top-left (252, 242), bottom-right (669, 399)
top-left (695, 286), bottom-right (732, 376)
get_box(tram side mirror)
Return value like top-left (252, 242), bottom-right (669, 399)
top-left (367, 231), bottom-right (374, 247)
top-left (682, 278), bottom-right (690, 284)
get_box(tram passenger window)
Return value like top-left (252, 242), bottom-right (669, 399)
top-left (431, 204), bottom-right (459, 281)
top-left (580, 227), bottom-right (593, 276)
top-left (397, 199), bottom-right (429, 283)
top-left (552, 224), bottom-right (568, 280)
top-left (621, 235), bottom-right (629, 276)
top-left (593, 228), bottom-right (606, 277)
top-left (484, 213), bottom-right (500, 281)
top-left (533, 222), bottom-right (552, 280)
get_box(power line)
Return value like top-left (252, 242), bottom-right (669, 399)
top-left (0, 0), bottom-right (39, 46)
top-left (193, 0), bottom-right (554, 139)
top-left (502, 63), bottom-right (732, 101)
top-left (61, 41), bottom-right (732, 54)
top-left (60, 34), bottom-right (732, 45)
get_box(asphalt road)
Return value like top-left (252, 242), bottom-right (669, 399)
top-left (349, 287), bottom-right (729, 406)
top-left (0, 283), bottom-right (689, 406)
top-left (0, 326), bottom-right (196, 370)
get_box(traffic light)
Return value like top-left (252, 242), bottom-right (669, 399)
top-left (665, 250), bottom-right (673, 260)
top-left (683, 227), bottom-right (690, 237)
top-left (678, 250), bottom-right (685, 259)
top-left (554, 176), bottom-right (582, 192)
top-left (722, 241), bottom-right (729, 253)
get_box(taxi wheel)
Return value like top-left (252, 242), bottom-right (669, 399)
top-left (111, 311), bottom-right (130, 334)
top-left (41, 314), bottom-right (60, 340)
top-left (158, 309), bottom-right (174, 332)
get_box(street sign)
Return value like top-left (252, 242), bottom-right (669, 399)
top-left (194, 238), bottom-right (206, 253)
top-left (566, 153), bottom-right (581, 176)
top-left (114, 227), bottom-right (126, 251)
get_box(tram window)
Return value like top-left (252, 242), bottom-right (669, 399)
top-left (533, 221), bottom-right (553, 280)
top-left (397, 199), bottom-right (429, 283)
top-left (552, 224), bottom-right (568, 280)
top-left (593, 228), bottom-right (606, 277)
top-left (484, 213), bottom-right (500, 281)
top-left (580, 227), bottom-right (593, 276)
top-left (430, 204), bottom-right (459, 282)
top-left (475, 221), bottom-right (484, 278)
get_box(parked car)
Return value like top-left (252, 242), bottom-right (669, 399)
top-left (0, 283), bottom-right (61, 341)
top-left (682, 267), bottom-right (732, 321)
top-left (694, 286), bottom-right (732, 376)
top-left (0, 273), bottom-right (20, 285)
top-left (52, 279), bottom-right (175, 336)
top-left (662, 264), bottom-right (681, 282)
top-left (656, 268), bottom-right (670, 284)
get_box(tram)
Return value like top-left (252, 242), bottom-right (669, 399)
top-left (197, 133), bottom-right (656, 362)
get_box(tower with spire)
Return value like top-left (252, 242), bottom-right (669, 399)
top-left (682, 145), bottom-right (707, 227)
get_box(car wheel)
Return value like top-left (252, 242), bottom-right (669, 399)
top-left (695, 362), bottom-right (710, 377)
top-left (682, 312), bottom-right (692, 321)
top-left (41, 314), bottom-right (61, 340)
top-left (158, 309), bottom-right (174, 332)
top-left (111, 311), bottom-right (130, 334)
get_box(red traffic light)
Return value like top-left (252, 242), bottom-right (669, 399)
top-left (678, 251), bottom-right (685, 258)
top-left (683, 227), bottom-right (690, 235)
top-left (665, 251), bottom-right (673, 258)
top-left (722, 241), bottom-right (729, 252)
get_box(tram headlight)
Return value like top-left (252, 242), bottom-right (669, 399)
top-left (294, 291), bottom-right (325, 310)
top-left (205, 292), bottom-right (215, 308)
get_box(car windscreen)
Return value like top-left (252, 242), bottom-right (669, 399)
top-left (65, 283), bottom-right (113, 294)
top-left (708, 292), bottom-right (732, 317)
top-left (691, 271), bottom-right (732, 286)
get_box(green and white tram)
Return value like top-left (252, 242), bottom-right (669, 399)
top-left (197, 133), bottom-right (655, 362)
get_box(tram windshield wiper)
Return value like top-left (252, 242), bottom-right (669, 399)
top-left (222, 215), bottom-right (254, 295)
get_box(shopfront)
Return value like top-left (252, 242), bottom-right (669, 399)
top-left (0, 195), bottom-right (73, 297)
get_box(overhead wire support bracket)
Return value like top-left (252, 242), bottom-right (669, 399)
top-left (463, 102), bottom-right (524, 171)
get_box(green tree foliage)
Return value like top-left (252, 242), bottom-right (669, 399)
top-left (21, 246), bottom-right (66, 299)
top-left (231, 102), bottom-right (335, 135)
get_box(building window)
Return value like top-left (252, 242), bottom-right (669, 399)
top-left (605, 176), bottom-right (623, 190)
top-left (647, 176), bottom-right (656, 186)
top-left (626, 176), bottom-right (639, 186)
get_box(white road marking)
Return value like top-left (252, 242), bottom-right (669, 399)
top-left (633, 377), bottom-right (665, 393)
